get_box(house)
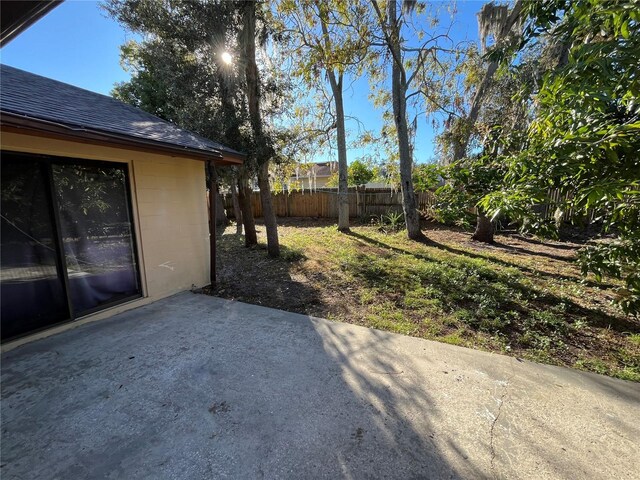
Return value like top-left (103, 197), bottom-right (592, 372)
top-left (290, 161), bottom-right (337, 191)
top-left (0, 65), bottom-right (244, 342)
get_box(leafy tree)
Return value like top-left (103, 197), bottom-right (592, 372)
top-left (434, 7), bottom-right (547, 257)
top-left (325, 172), bottom-right (338, 188)
top-left (275, 0), bottom-right (371, 231)
top-left (105, 0), bottom-right (288, 251)
top-left (411, 163), bottom-right (441, 193)
top-left (481, 0), bottom-right (640, 314)
top-left (369, 0), bottom-right (422, 239)
top-left (436, 40), bottom-right (541, 243)
top-left (448, 0), bottom-right (525, 163)
top-left (434, 149), bottom-right (507, 242)
top-left (369, 0), bottom-right (460, 240)
top-left (348, 159), bottom-right (376, 186)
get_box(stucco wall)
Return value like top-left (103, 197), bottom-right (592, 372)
top-left (133, 155), bottom-right (209, 298)
top-left (1, 130), bottom-right (210, 309)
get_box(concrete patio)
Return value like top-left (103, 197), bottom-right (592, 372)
top-left (1, 292), bottom-right (638, 479)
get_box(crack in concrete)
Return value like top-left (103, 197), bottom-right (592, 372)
top-left (489, 364), bottom-right (517, 479)
top-left (490, 383), bottom-right (509, 478)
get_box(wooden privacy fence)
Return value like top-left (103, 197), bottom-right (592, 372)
top-left (536, 188), bottom-right (597, 223)
top-left (222, 187), bottom-right (590, 223)
top-left (223, 188), bottom-right (437, 219)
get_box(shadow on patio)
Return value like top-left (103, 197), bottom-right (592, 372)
top-left (2, 293), bottom-right (639, 479)
top-left (1, 293), bottom-right (469, 479)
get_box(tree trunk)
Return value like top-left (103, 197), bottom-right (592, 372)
top-left (243, 0), bottom-right (279, 256)
top-left (472, 212), bottom-right (494, 243)
top-left (257, 161), bottom-right (280, 257)
top-left (323, 74), bottom-right (350, 231)
top-left (237, 171), bottom-right (257, 247)
top-left (318, 6), bottom-right (350, 231)
top-left (388, 0), bottom-right (423, 240)
top-left (209, 164), bottom-right (227, 227)
top-left (215, 193), bottom-right (226, 226)
top-left (230, 176), bottom-right (243, 235)
top-left (336, 86), bottom-right (351, 229)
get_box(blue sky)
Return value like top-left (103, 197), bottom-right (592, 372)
top-left (1, 1), bottom-right (135, 94)
top-left (338, 1), bottom-right (484, 164)
top-left (1, 0), bottom-right (486, 163)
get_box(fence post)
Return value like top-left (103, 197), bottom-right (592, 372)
top-left (363, 187), bottom-right (367, 217)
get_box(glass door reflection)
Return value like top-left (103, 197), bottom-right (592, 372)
top-left (52, 162), bottom-right (141, 316)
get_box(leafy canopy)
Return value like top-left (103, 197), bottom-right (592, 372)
top-left (481, 0), bottom-right (640, 314)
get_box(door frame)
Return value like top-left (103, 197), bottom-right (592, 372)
top-left (1, 150), bottom-right (143, 342)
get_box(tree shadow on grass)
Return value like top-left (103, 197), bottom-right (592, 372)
top-left (508, 233), bottom-right (582, 251)
top-left (343, 231), bottom-right (638, 336)
top-left (489, 240), bottom-right (576, 263)
top-left (212, 226), bottom-right (637, 381)
top-left (348, 230), bottom-right (617, 289)
top-left (430, 237), bottom-right (620, 290)
top-left (214, 232), bottom-right (327, 316)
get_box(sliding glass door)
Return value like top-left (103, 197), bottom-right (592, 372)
top-left (52, 162), bottom-right (140, 316)
top-left (0, 157), bottom-right (70, 339)
top-left (1, 152), bottom-right (141, 340)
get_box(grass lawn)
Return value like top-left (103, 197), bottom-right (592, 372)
top-left (211, 218), bottom-right (640, 382)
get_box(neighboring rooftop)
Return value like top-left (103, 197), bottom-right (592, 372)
top-left (0, 64), bottom-right (243, 163)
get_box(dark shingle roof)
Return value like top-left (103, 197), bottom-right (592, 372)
top-left (0, 64), bottom-right (243, 160)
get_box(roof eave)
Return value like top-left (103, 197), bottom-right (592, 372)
top-left (1, 112), bottom-right (244, 165)
top-left (0, 1), bottom-right (63, 47)
top-left (219, 150), bottom-right (246, 164)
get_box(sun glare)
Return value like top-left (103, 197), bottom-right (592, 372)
top-left (220, 51), bottom-right (232, 65)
